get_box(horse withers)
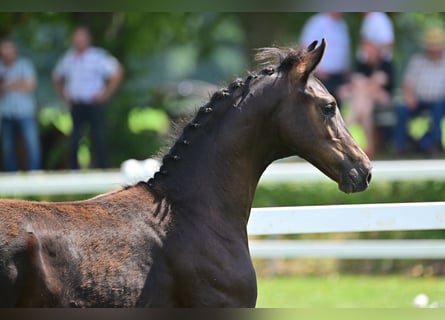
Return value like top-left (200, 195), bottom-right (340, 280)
top-left (0, 39), bottom-right (371, 307)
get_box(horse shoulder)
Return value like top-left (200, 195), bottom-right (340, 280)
top-left (16, 231), bottom-right (66, 306)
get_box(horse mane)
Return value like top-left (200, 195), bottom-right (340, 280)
top-left (145, 45), bottom-right (309, 192)
top-left (254, 45), bottom-right (308, 73)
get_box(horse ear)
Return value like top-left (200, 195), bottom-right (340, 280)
top-left (299, 38), bottom-right (326, 83)
top-left (306, 40), bottom-right (318, 52)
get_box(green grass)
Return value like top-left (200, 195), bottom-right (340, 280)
top-left (256, 275), bottom-right (445, 308)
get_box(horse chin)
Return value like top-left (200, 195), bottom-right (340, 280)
top-left (302, 155), bottom-right (372, 193)
top-left (338, 181), bottom-right (358, 194)
top-left (338, 167), bottom-right (371, 194)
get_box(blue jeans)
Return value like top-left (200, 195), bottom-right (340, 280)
top-left (70, 102), bottom-right (107, 169)
top-left (394, 101), bottom-right (445, 152)
top-left (1, 117), bottom-right (41, 172)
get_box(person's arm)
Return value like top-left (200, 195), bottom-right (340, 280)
top-left (0, 60), bottom-right (36, 92)
top-left (402, 56), bottom-right (419, 110)
top-left (403, 82), bottom-right (417, 110)
top-left (1, 78), bottom-right (35, 92)
top-left (52, 75), bottom-right (70, 104)
top-left (52, 54), bottom-right (73, 104)
top-left (93, 63), bottom-right (124, 103)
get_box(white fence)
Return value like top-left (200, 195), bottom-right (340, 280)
top-left (2, 159), bottom-right (445, 196)
top-left (247, 202), bottom-right (445, 259)
top-left (259, 159), bottom-right (445, 183)
top-left (248, 202), bottom-right (445, 235)
top-left (248, 240), bottom-right (445, 259)
top-left (1, 160), bottom-right (445, 259)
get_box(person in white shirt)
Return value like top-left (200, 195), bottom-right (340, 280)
top-left (53, 26), bottom-right (123, 169)
top-left (300, 12), bottom-right (350, 107)
top-left (360, 12), bottom-right (394, 61)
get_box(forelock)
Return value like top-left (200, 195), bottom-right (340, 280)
top-left (254, 46), bottom-right (309, 74)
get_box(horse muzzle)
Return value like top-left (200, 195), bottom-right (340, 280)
top-left (338, 165), bottom-right (372, 194)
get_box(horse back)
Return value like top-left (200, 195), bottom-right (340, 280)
top-left (0, 184), bottom-right (172, 307)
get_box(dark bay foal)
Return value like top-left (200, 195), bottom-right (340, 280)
top-left (0, 40), bottom-right (371, 307)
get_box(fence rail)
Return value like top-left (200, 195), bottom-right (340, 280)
top-left (0, 171), bottom-right (123, 196)
top-left (247, 202), bottom-right (445, 235)
top-left (1, 159), bottom-right (445, 196)
top-left (248, 239), bottom-right (445, 259)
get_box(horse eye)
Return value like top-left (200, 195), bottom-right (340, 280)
top-left (321, 102), bottom-right (336, 116)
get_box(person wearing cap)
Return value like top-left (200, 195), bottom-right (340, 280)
top-left (394, 26), bottom-right (445, 155)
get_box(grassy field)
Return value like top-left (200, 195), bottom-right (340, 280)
top-left (256, 275), bottom-right (445, 308)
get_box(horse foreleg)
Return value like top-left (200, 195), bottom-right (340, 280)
top-left (16, 231), bottom-right (63, 307)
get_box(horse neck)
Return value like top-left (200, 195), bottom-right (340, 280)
top-left (149, 77), bottom-right (286, 230)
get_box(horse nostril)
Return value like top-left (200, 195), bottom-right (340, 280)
top-left (366, 172), bottom-right (372, 185)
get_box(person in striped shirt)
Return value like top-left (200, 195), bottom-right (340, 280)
top-left (394, 27), bottom-right (445, 155)
top-left (0, 38), bottom-right (40, 172)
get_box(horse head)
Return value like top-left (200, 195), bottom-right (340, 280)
top-left (264, 39), bottom-right (372, 193)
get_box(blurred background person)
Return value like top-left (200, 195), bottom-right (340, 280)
top-left (52, 26), bottom-right (123, 170)
top-left (0, 38), bottom-right (40, 172)
top-left (300, 12), bottom-right (350, 108)
top-left (339, 39), bottom-right (394, 159)
top-left (360, 12), bottom-right (395, 62)
top-left (394, 26), bottom-right (445, 155)
top-left (339, 12), bottom-right (395, 158)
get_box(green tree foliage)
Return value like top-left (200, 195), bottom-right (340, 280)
top-left (2, 12), bottom-right (445, 169)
